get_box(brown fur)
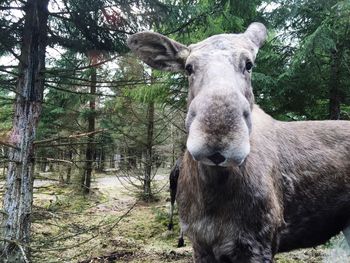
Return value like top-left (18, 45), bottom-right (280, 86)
top-left (127, 23), bottom-right (350, 262)
top-left (177, 106), bottom-right (350, 262)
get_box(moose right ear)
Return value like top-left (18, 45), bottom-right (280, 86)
top-left (244, 22), bottom-right (267, 48)
top-left (127, 31), bottom-right (189, 72)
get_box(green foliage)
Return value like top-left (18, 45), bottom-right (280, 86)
top-left (1, 1), bottom-right (350, 261)
top-left (262, 0), bottom-right (350, 120)
top-left (0, 90), bottom-right (13, 131)
top-left (124, 84), bottom-right (168, 104)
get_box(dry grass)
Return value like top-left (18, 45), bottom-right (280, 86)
top-left (1, 172), bottom-right (348, 262)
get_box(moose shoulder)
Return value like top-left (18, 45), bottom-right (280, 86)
top-left (127, 23), bottom-right (350, 262)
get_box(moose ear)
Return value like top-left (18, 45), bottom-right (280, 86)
top-left (244, 22), bottom-right (267, 48)
top-left (127, 31), bottom-right (189, 72)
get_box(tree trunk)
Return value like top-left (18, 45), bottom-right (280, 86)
top-left (82, 65), bottom-right (96, 194)
top-left (58, 165), bottom-right (64, 185)
top-left (328, 49), bottom-right (341, 120)
top-left (66, 149), bottom-right (73, 183)
top-left (0, 0), bottom-right (49, 261)
top-left (58, 151), bottom-right (64, 185)
top-left (143, 102), bottom-right (154, 201)
top-left (99, 148), bottom-right (105, 172)
top-left (96, 147), bottom-right (105, 172)
top-left (66, 164), bottom-right (72, 184)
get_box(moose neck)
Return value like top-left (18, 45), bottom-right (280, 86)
top-left (191, 158), bottom-right (272, 217)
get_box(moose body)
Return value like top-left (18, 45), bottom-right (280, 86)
top-left (168, 158), bottom-right (185, 247)
top-left (178, 108), bottom-right (350, 262)
top-left (127, 23), bottom-right (350, 262)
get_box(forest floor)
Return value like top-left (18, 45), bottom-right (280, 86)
top-left (1, 170), bottom-right (350, 262)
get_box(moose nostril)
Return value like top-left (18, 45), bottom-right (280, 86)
top-left (243, 110), bottom-right (249, 119)
top-left (208, 152), bottom-right (226, 165)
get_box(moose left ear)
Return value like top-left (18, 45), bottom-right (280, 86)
top-left (127, 31), bottom-right (189, 72)
top-left (244, 22), bottom-right (267, 48)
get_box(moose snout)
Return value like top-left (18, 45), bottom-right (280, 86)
top-left (188, 149), bottom-right (228, 166)
top-left (186, 116), bottom-right (251, 167)
top-left (186, 92), bottom-right (251, 167)
top-left (208, 152), bottom-right (226, 165)
top-left (187, 143), bottom-right (248, 167)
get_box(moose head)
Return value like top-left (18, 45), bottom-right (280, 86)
top-left (127, 23), bottom-right (267, 167)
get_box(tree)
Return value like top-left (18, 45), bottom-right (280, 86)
top-left (0, 0), bottom-right (49, 261)
top-left (264, 0), bottom-right (350, 120)
top-left (1, 0), bottom-right (192, 261)
top-left (81, 54), bottom-right (98, 194)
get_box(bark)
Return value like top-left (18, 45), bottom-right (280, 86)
top-left (0, 0), bottom-right (49, 262)
top-left (328, 49), bottom-right (341, 120)
top-left (110, 155), bottom-right (114, 168)
top-left (66, 165), bottom-right (72, 183)
top-left (96, 147), bottom-right (105, 172)
top-left (82, 65), bottom-right (96, 194)
top-left (58, 151), bottom-right (64, 184)
top-left (58, 165), bottom-right (64, 184)
top-left (100, 148), bottom-right (105, 171)
top-left (143, 102), bottom-right (154, 201)
top-left (127, 148), bottom-right (137, 168)
top-left (66, 149), bottom-right (73, 183)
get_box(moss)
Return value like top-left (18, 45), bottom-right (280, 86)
top-left (275, 256), bottom-right (304, 263)
top-left (30, 174), bottom-right (341, 263)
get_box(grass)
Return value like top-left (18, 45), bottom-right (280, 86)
top-left (30, 175), bottom-right (192, 262)
top-left (1, 172), bottom-right (347, 262)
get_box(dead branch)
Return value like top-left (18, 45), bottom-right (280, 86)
top-left (36, 142), bottom-right (98, 148)
top-left (0, 238), bottom-right (30, 263)
top-left (45, 158), bottom-right (73, 164)
top-left (34, 129), bottom-right (107, 145)
top-left (0, 140), bottom-right (20, 150)
top-left (44, 55), bottom-right (120, 74)
top-left (30, 201), bottom-right (137, 251)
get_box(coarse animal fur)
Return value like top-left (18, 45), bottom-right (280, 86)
top-left (168, 158), bottom-right (185, 247)
top-left (127, 23), bottom-right (350, 262)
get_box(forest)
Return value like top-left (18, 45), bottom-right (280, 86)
top-left (0, 0), bottom-right (350, 262)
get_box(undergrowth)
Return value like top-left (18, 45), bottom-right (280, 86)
top-left (24, 175), bottom-right (347, 262)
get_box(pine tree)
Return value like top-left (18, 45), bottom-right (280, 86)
top-left (0, 1), bottom-right (49, 261)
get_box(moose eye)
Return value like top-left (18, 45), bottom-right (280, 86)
top-left (245, 61), bottom-right (253, 72)
top-left (185, 64), bottom-right (194, 75)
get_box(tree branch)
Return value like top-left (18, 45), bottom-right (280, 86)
top-left (34, 129), bottom-right (107, 145)
top-left (0, 6), bottom-right (24, 11)
top-left (0, 140), bottom-right (20, 150)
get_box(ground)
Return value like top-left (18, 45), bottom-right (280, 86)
top-left (1, 170), bottom-right (350, 262)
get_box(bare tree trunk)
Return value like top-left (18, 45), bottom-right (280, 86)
top-left (58, 152), bottom-right (64, 185)
top-left (82, 65), bottom-right (96, 194)
top-left (96, 146), bottom-right (105, 172)
top-left (100, 148), bottom-right (105, 171)
top-left (0, 0), bottom-right (48, 261)
top-left (329, 49), bottom-right (341, 120)
top-left (143, 102), bottom-right (154, 201)
top-left (58, 166), bottom-right (64, 184)
top-left (66, 149), bottom-right (73, 183)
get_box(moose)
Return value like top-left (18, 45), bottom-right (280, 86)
top-left (127, 23), bottom-right (350, 262)
top-left (168, 158), bottom-right (185, 248)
